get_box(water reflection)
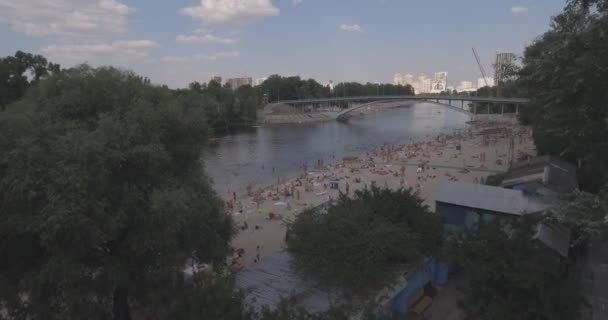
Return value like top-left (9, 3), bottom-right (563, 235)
top-left (203, 102), bottom-right (470, 196)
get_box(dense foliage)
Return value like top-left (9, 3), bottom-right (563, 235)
top-left (0, 65), bottom-right (234, 319)
top-left (545, 188), bottom-right (608, 251)
top-left (0, 51), bottom-right (61, 109)
top-left (258, 75), bottom-right (414, 103)
top-left (175, 80), bottom-right (259, 135)
top-left (286, 187), bottom-right (442, 293)
top-left (517, 0), bottom-right (608, 191)
top-left (445, 218), bottom-right (584, 320)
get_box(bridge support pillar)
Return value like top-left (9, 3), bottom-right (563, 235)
top-left (461, 100), bottom-right (464, 109)
top-left (516, 104), bottom-right (519, 114)
top-left (487, 103), bottom-right (490, 114)
top-left (501, 104), bottom-right (504, 115)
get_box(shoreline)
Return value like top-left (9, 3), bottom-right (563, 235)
top-left (224, 116), bottom-right (536, 270)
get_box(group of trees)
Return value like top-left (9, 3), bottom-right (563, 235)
top-left (0, 65), bottom-right (235, 319)
top-left (286, 187), bottom-right (441, 294)
top-left (0, 51), bottom-right (61, 109)
top-left (517, 0), bottom-right (608, 191)
top-left (444, 217), bottom-right (585, 320)
top-left (175, 80), bottom-right (259, 135)
top-left (258, 75), bottom-right (414, 103)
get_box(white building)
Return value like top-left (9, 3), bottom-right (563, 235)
top-left (255, 77), bottom-right (267, 86)
top-left (226, 77), bottom-right (253, 89)
top-left (403, 74), bottom-right (414, 86)
top-left (393, 73), bottom-right (403, 85)
top-left (457, 80), bottom-right (476, 92)
top-left (430, 71), bottom-right (448, 93)
top-left (477, 77), bottom-right (495, 88)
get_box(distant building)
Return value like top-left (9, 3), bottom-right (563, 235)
top-left (457, 81), bottom-right (476, 93)
top-left (477, 77), bottom-right (495, 88)
top-left (430, 71), bottom-right (448, 93)
top-left (412, 73), bottom-right (431, 94)
top-left (255, 77), bottom-right (267, 86)
top-left (324, 80), bottom-right (335, 91)
top-left (403, 74), bottom-right (414, 86)
top-left (494, 52), bottom-right (516, 84)
top-left (226, 77), bottom-right (253, 89)
top-left (209, 75), bottom-right (222, 85)
top-left (501, 155), bottom-right (578, 195)
top-left (432, 181), bottom-right (571, 257)
top-left (393, 73), bottom-right (403, 85)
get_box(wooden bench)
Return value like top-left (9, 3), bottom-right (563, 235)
top-left (412, 296), bottom-right (433, 315)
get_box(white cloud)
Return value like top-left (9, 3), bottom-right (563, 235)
top-left (293, 0), bottom-right (303, 5)
top-left (339, 24), bottom-right (364, 32)
top-left (180, 0), bottom-right (279, 25)
top-left (0, 0), bottom-right (134, 36)
top-left (176, 33), bottom-right (238, 44)
top-left (160, 51), bottom-right (240, 62)
top-left (41, 40), bottom-right (158, 62)
top-left (511, 6), bottom-right (528, 13)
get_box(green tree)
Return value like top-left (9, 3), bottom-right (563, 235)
top-left (0, 65), bottom-right (234, 319)
top-left (0, 51), bottom-right (60, 109)
top-left (517, 0), bottom-right (608, 191)
top-left (545, 188), bottom-right (608, 251)
top-left (286, 187), bottom-right (442, 293)
top-left (445, 217), bottom-right (584, 320)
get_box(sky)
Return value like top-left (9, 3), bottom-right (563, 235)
top-left (0, 0), bottom-right (566, 88)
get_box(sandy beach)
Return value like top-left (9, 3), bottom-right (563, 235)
top-left (225, 115), bottom-right (536, 269)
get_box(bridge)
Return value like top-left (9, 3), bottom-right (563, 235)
top-left (263, 94), bottom-right (530, 121)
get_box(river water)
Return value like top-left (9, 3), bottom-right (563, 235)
top-left (203, 102), bottom-right (471, 197)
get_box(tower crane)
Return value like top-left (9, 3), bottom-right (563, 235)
top-left (472, 47), bottom-right (489, 87)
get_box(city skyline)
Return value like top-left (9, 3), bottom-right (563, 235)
top-left (0, 0), bottom-right (565, 88)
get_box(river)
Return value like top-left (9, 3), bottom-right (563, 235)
top-left (203, 102), bottom-right (471, 197)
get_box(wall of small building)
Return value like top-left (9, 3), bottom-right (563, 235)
top-left (436, 202), bottom-right (499, 232)
top-left (390, 257), bottom-right (449, 314)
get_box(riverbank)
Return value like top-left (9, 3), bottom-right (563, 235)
top-left (259, 101), bottom-right (413, 125)
top-left (225, 116), bottom-right (535, 269)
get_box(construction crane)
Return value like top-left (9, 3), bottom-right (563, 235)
top-left (472, 47), bottom-right (489, 87)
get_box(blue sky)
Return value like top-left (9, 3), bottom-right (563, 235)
top-left (0, 0), bottom-right (565, 88)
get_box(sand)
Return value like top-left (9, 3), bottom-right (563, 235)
top-left (225, 116), bottom-right (536, 270)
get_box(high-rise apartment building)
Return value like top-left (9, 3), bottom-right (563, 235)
top-left (431, 71), bottom-right (448, 93)
top-left (226, 77), bottom-right (253, 89)
top-left (393, 73), bottom-right (403, 85)
top-left (403, 74), bottom-right (414, 86)
top-left (494, 52), bottom-right (516, 84)
top-left (457, 81), bottom-right (475, 92)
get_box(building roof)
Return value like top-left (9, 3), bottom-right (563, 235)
top-left (502, 156), bottom-right (578, 193)
top-left (235, 251), bottom-right (339, 314)
top-left (432, 181), bottom-right (548, 216)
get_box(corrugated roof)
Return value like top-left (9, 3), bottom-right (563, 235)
top-left (432, 181), bottom-right (547, 215)
top-left (235, 252), bottom-right (339, 314)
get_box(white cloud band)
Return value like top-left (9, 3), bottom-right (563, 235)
top-left (180, 0), bottom-right (279, 25)
top-left (339, 24), bottom-right (364, 32)
top-left (0, 0), bottom-right (133, 36)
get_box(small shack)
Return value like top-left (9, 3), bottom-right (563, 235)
top-left (432, 181), bottom-right (547, 232)
top-left (501, 155), bottom-right (578, 195)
